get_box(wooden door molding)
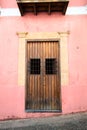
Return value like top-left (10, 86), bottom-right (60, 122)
top-left (17, 32), bottom-right (69, 86)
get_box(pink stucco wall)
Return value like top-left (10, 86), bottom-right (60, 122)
top-left (0, 0), bottom-right (87, 120)
top-left (0, 15), bottom-right (87, 120)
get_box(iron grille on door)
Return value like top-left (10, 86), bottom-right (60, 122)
top-left (45, 58), bottom-right (57, 74)
top-left (26, 41), bottom-right (61, 112)
top-left (30, 59), bottom-right (40, 74)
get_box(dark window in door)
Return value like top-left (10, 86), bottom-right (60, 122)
top-left (45, 58), bottom-right (57, 74)
top-left (30, 59), bottom-right (40, 74)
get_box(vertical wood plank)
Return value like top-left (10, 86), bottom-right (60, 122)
top-left (56, 42), bottom-right (61, 110)
top-left (39, 42), bottom-right (41, 110)
top-left (51, 42), bottom-right (55, 109)
top-left (32, 42), bottom-right (35, 110)
top-left (27, 43), bottom-right (30, 108)
top-left (49, 42), bottom-right (52, 109)
top-left (40, 42), bottom-right (44, 110)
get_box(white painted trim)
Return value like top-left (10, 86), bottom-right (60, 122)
top-left (0, 8), bottom-right (21, 16)
top-left (66, 6), bottom-right (87, 15)
top-left (0, 6), bottom-right (87, 16)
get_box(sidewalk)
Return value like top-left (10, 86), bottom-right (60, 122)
top-left (0, 112), bottom-right (87, 130)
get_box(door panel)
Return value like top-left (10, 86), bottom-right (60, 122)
top-left (26, 41), bottom-right (61, 111)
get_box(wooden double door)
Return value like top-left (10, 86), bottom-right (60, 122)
top-left (26, 41), bottom-right (61, 112)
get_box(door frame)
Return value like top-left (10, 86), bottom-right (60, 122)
top-left (17, 32), bottom-right (69, 112)
top-left (26, 39), bottom-right (61, 112)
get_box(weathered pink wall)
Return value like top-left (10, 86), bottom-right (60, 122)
top-left (0, 0), bottom-right (87, 120)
